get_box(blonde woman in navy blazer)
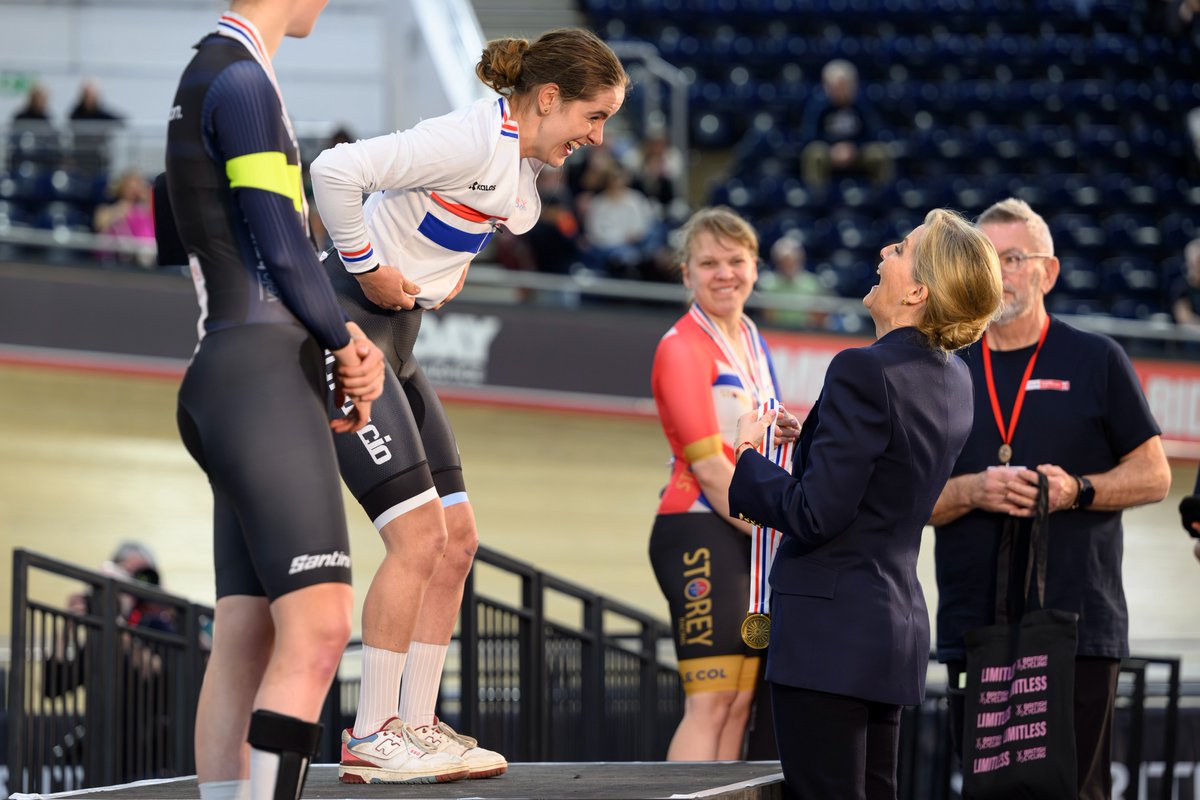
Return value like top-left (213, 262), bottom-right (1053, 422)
top-left (729, 208), bottom-right (1003, 800)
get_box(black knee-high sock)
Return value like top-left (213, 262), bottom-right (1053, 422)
top-left (246, 709), bottom-right (322, 800)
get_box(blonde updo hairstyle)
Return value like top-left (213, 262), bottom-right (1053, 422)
top-left (476, 28), bottom-right (630, 104)
top-left (911, 208), bottom-right (1004, 352)
top-left (676, 206), bottom-right (760, 272)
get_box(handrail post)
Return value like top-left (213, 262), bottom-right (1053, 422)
top-left (8, 549), bottom-right (29, 794)
top-left (583, 597), bottom-right (604, 759)
top-left (1123, 658), bottom-right (1147, 800)
top-left (640, 621), bottom-right (659, 758)
top-left (523, 569), bottom-right (545, 760)
top-left (1161, 658), bottom-right (1180, 800)
top-left (96, 576), bottom-right (120, 785)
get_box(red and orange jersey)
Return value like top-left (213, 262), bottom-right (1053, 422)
top-left (652, 308), bottom-right (777, 515)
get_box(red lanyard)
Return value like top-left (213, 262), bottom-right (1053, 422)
top-left (981, 315), bottom-right (1050, 465)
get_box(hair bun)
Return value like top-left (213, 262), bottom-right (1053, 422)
top-left (476, 37), bottom-right (530, 95)
top-left (932, 319), bottom-right (988, 352)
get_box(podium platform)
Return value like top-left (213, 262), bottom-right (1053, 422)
top-left (14, 762), bottom-right (785, 800)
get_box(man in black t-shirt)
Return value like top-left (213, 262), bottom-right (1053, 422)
top-left (930, 198), bottom-right (1172, 800)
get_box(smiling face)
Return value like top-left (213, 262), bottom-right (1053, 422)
top-left (524, 84), bottom-right (625, 167)
top-left (864, 223), bottom-right (926, 316)
top-left (682, 230), bottom-right (758, 323)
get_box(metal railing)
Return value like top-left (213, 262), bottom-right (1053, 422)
top-left (6, 546), bottom-right (1191, 797)
top-left (313, 544), bottom-right (684, 763)
top-left (5, 548), bottom-right (212, 796)
top-left (6, 545), bottom-right (683, 791)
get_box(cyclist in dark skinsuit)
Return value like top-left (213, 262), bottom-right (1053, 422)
top-left (164, 2), bottom-right (388, 798)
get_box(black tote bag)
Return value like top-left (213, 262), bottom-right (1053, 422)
top-left (961, 473), bottom-right (1079, 800)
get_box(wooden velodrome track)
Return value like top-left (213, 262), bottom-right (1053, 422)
top-left (1, 361), bottom-right (1199, 678)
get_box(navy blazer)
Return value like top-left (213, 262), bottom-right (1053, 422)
top-left (729, 327), bottom-right (973, 706)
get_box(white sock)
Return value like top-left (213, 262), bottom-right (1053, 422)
top-left (353, 645), bottom-right (407, 737)
top-left (248, 748), bottom-right (285, 800)
top-left (399, 641), bottom-right (447, 729)
top-left (198, 779), bottom-right (249, 800)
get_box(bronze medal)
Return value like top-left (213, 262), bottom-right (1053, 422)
top-left (741, 612), bottom-right (771, 649)
top-left (998, 443), bottom-right (1013, 464)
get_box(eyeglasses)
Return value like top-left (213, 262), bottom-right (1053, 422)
top-left (998, 252), bottom-right (1053, 272)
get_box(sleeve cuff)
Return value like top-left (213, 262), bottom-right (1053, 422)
top-left (336, 244), bottom-right (380, 274)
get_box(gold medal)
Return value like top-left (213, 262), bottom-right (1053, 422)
top-left (741, 612), bottom-right (771, 649)
top-left (998, 443), bottom-right (1013, 464)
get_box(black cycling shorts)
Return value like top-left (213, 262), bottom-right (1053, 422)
top-left (177, 324), bottom-right (353, 600)
top-left (325, 260), bottom-right (466, 527)
top-left (649, 513), bottom-right (760, 694)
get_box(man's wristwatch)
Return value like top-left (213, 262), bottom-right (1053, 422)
top-left (1071, 475), bottom-right (1095, 509)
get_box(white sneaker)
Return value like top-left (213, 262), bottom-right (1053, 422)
top-left (338, 717), bottom-right (469, 784)
top-left (409, 717), bottom-right (508, 779)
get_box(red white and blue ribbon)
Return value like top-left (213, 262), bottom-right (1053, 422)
top-left (687, 304), bottom-right (775, 406)
top-left (748, 397), bottom-right (794, 620)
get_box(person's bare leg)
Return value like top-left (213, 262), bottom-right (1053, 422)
top-left (247, 582), bottom-right (353, 800)
top-left (410, 502), bottom-right (477, 645)
top-left (255, 582), bottom-right (353, 715)
top-left (195, 595), bottom-right (273, 786)
top-left (667, 690), bottom-right (737, 761)
top-left (715, 687), bottom-right (755, 760)
top-left (395, 501), bottom-right (505, 778)
top-left (400, 502), bottom-right (477, 725)
top-left (354, 499), bottom-right (446, 735)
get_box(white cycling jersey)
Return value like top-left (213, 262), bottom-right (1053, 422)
top-left (311, 96), bottom-right (544, 308)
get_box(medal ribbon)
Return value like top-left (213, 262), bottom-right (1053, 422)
top-left (216, 12), bottom-right (310, 233)
top-left (747, 398), bottom-right (794, 618)
top-left (688, 304), bottom-right (775, 405)
top-left (981, 315), bottom-right (1050, 464)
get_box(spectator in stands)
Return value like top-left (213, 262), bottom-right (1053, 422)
top-left (799, 60), bottom-right (893, 193)
top-left (326, 125), bottom-right (354, 148)
top-left (1162, 0), bottom-right (1200, 38)
top-left (496, 170), bottom-right (583, 278)
top-left (44, 541), bottom-right (177, 780)
top-left (12, 83), bottom-right (51, 122)
top-left (94, 170), bottom-right (156, 268)
top-left (1170, 238), bottom-right (1200, 330)
top-left (565, 140), bottom-right (618, 217)
top-left (68, 79), bottom-right (124, 171)
top-left (69, 79), bottom-right (124, 122)
top-left (931, 198), bottom-right (1171, 800)
top-left (756, 235), bottom-right (830, 329)
top-left (622, 123), bottom-right (687, 223)
top-left (583, 164), bottom-right (666, 280)
top-left (9, 83), bottom-right (60, 171)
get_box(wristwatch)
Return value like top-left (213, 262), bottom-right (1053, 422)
top-left (1071, 475), bottom-right (1095, 509)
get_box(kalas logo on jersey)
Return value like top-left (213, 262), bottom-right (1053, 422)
top-left (685, 578), bottom-right (711, 600)
top-left (468, 181), bottom-right (496, 191)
